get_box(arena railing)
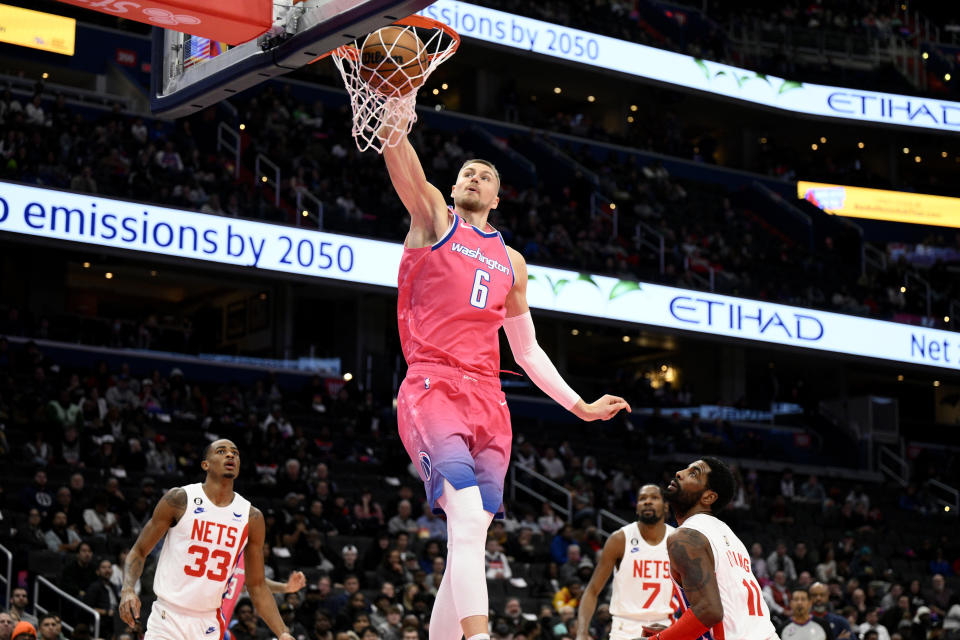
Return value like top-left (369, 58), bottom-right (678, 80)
top-left (33, 575), bottom-right (100, 639)
top-left (0, 543), bottom-right (10, 608)
top-left (509, 464), bottom-right (574, 524)
top-left (217, 122), bottom-right (242, 180)
top-left (926, 479), bottom-right (959, 517)
top-left (595, 509), bottom-right (629, 540)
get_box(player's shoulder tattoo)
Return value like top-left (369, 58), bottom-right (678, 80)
top-left (248, 505), bottom-right (263, 522)
top-left (163, 487), bottom-right (187, 509)
top-left (667, 527), bottom-right (713, 589)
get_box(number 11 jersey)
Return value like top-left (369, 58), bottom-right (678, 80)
top-left (153, 483), bottom-right (251, 613)
top-left (397, 211), bottom-right (514, 376)
top-left (674, 514), bottom-right (778, 640)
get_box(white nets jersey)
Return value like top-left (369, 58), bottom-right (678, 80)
top-left (610, 521), bottom-right (679, 624)
top-left (674, 514), bottom-right (778, 640)
top-left (153, 483), bottom-right (251, 613)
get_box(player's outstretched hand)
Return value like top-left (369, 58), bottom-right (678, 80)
top-left (118, 589), bottom-right (140, 628)
top-left (572, 395), bottom-right (631, 422)
top-left (285, 571), bottom-right (307, 593)
top-left (280, 633), bottom-right (296, 640)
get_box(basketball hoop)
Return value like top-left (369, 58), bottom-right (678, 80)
top-left (330, 15), bottom-right (460, 153)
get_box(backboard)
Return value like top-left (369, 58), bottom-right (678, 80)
top-left (150, 0), bottom-right (436, 119)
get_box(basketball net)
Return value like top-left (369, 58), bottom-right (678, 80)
top-left (331, 16), bottom-right (460, 153)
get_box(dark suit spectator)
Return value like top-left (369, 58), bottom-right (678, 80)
top-left (60, 542), bottom-right (97, 598)
top-left (83, 560), bottom-right (119, 638)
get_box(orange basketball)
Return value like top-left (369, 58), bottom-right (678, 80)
top-left (359, 26), bottom-right (428, 96)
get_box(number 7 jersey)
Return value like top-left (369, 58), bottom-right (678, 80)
top-left (397, 212), bottom-right (514, 376)
top-left (674, 514), bottom-right (779, 640)
top-left (153, 483), bottom-right (251, 613)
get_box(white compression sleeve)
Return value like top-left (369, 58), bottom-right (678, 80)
top-left (502, 311), bottom-right (581, 410)
top-left (437, 480), bottom-right (494, 621)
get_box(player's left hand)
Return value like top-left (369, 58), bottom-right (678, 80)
top-left (285, 571), bottom-right (306, 593)
top-left (572, 395), bottom-right (631, 421)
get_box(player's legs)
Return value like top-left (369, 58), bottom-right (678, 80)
top-left (429, 546), bottom-right (461, 640)
top-left (437, 479), bottom-right (495, 638)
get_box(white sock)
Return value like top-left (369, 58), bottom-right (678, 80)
top-left (467, 635), bottom-right (491, 640)
top-left (437, 480), bottom-right (494, 621)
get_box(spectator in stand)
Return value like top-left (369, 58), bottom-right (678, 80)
top-left (0, 613), bottom-right (13, 640)
top-left (387, 500), bottom-right (417, 536)
top-left (20, 469), bottom-right (53, 517)
top-left (43, 510), bottom-right (81, 553)
top-left (11, 621), bottom-right (35, 640)
top-left (14, 509), bottom-right (47, 553)
top-left (232, 599), bottom-right (271, 640)
top-left (810, 582), bottom-right (853, 640)
top-left (794, 542), bottom-right (816, 576)
top-left (82, 493), bottom-right (118, 537)
top-left (550, 524), bottom-right (576, 565)
top-left (263, 404), bottom-right (294, 438)
top-left (800, 475), bottom-right (827, 506)
top-left (924, 574), bottom-right (953, 616)
top-left (859, 608), bottom-right (891, 640)
top-left (35, 616), bottom-right (59, 640)
top-left (552, 580), bottom-right (582, 613)
top-left (816, 547), bottom-right (838, 583)
top-left (540, 448), bottom-right (566, 481)
top-left (764, 570), bottom-right (792, 619)
top-left (911, 607), bottom-right (933, 640)
top-left (354, 491), bottom-right (385, 534)
top-left (485, 539), bottom-right (512, 580)
top-left (83, 559), bottom-right (119, 639)
top-left (538, 503), bottom-right (564, 537)
top-left (750, 542), bottom-right (770, 581)
top-left (60, 542), bottom-right (97, 598)
top-left (8, 589), bottom-right (37, 626)
top-left (415, 503), bottom-right (446, 541)
top-left (558, 544), bottom-right (583, 584)
top-left (768, 541), bottom-right (799, 582)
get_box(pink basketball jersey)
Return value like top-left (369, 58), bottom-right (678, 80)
top-left (397, 212), bottom-right (515, 376)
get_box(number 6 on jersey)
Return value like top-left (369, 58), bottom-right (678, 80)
top-left (470, 269), bottom-right (490, 309)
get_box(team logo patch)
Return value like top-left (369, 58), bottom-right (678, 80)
top-left (424, 377), bottom-right (430, 390)
top-left (161, 610), bottom-right (166, 620)
top-left (419, 451), bottom-right (432, 481)
top-left (194, 497), bottom-right (202, 505)
top-left (631, 538), bottom-right (639, 546)
top-left (194, 507), bottom-right (205, 514)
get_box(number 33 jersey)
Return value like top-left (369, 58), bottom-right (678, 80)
top-left (398, 212), bottom-right (515, 376)
top-left (153, 483), bottom-right (251, 612)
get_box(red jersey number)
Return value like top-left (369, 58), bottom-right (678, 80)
top-left (184, 545), bottom-right (233, 581)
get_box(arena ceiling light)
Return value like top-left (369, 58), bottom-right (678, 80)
top-left (417, 0), bottom-right (960, 134)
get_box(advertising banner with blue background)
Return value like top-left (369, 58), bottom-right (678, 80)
top-left (1, 181), bottom-right (957, 371)
top-left (418, 0), bottom-right (960, 133)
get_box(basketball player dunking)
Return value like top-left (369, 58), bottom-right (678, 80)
top-left (648, 458), bottom-right (779, 640)
top-left (118, 440), bottom-right (300, 640)
top-left (576, 485), bottom-right (678, 640)
top-left (380, 124), bottom-right (631, 640)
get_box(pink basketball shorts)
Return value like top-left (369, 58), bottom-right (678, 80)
top-left (397, 362), bottom-right (512, 517)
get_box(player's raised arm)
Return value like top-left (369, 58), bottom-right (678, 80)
top-left (576, 531), bottom-right (626, 640)
top-left (380, 123), bottom-right (450, 245)
top-left (502, 247), bottom-right (631, 421)
top-left (647, 529), bottom-right (723, 640)
top-left (119, 488), bottom-right (186, 627)
top-left (245, 506), bottom-right (295, 640)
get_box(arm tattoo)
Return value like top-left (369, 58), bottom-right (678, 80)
top-left (163, 488), bottom-right (187, 508)
top-left (163, 488), bottom-right (187, 525)
top-left (668, 529), bottom-right (713, 591)
top-left (123, 555), bottom-right (144, 590)
top-left (249, 507), bottom-right (263, 523)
